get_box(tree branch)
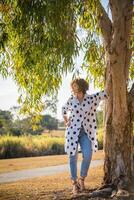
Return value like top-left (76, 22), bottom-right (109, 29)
top-left (108, 0), bottom-right (133, 50)
top-left (97, 1), bottom-right (112, 49)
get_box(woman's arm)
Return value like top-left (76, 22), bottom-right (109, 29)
top-left (63, 115), bottom-right (71, 126)
top-left (89, 72), bottom-right (111, 106)
top-left (61, 97), bottom-right (71, 126)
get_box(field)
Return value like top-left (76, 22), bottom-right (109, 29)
top-left (0, 129), bottom-right (104, 159)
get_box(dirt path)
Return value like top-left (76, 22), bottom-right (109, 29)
top-left (0, 159), bottom-right (103, 184)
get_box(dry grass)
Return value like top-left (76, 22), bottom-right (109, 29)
top-left (0, 165), bottom-right (104, 200)
top-left (0, 129), bottom-right (105, 159)
top-left (0, 150), bottom-right (104, 174)
top-left (0, 134), bottom-right (65, 159)
top-left (42, 130), bottom-right (65, 137)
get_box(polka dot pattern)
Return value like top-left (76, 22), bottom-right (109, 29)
top-left (62, 90), bottom-right (108, 156)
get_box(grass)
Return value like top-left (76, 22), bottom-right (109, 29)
top-left (0, 129), bottom-right (105, 159)
top-left (42, 130), bottom-right (65, 137)
top-left (0, 150), bottom-right (104, 174)
top-left (0, 165), bottom-right (105, 200)
top-left (0, 134), bottom-right (65, 159)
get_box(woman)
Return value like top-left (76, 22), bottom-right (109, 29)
top-left (62, 78), bottom-right (109, 195)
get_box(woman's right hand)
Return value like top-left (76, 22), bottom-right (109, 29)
top-left (65, 119), bottom-right (71, 127)
top-left (63, 116), bottom-right (71, 127)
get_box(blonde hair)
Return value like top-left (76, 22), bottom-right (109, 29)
top-left (71, 78), bottom-right (89, 94)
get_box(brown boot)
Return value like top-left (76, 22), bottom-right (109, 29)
top-left (72, 180), bottom-right (79, 195)
top-left (78, 177), bottom-right (86, 192)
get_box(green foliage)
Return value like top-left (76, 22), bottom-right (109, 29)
top-left (82, 38), bottom-right (105, 89)
top-left (13, 117), bottom-right (41, 135)
top-left (0, 0), bottom-right (133, 117)
top-left (0, 0), bottom-right (80, 116)
top-left (0, 108), bottom-right (59, 136)
top-left (79, 0), bottom-right (101, 34)
top-left (40, 114), bottom-right (58, 131)
top-left (0, 134), bottom-right (65, 158)
top-left (96, 110), bottom-right (103, 128)
top-left (0, 110), bottom-right (13, 135)
top-left (13, 114), bottom-right (58, 135)
top-left (43, 93), bottom-right (58, 114)
top-left (79, 0), bottom-right (106, 89)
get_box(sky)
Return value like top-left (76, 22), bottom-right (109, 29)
top-left (0, 0), bottom-right (109, 120)
top-left (0, 48), bottom-right (104, 120)
top-left (0, 54), bottom-right (97, 120)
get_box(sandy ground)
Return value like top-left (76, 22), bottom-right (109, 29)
top-left (0, 165), bottom-right (105, 200)
top-left (0, 150), bottom-right (104, 174)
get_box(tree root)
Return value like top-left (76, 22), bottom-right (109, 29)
top-left (69, 178), bottom-right (134, 199)
top-left (88, 179), bottom-right (134, 199)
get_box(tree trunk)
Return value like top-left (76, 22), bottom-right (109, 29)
top-left (103, 67), bottom-right (133, 187)
top-left (102, 0), bottom-right (133, 191)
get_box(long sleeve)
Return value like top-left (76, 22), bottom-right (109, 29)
top-left (61, 97), bottom-right (72, 117)
top-left (96, 90), bottom-right (108, 101)
top-left (90, 90), bottom-right (108, 108)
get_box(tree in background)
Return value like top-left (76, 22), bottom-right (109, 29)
top-left (0, 0), bottom-right (133, 197)
top-left (9, 94), bottom-right (58, 131)
top-left (0, 109), bottom-right (58, 135)
top-left (0, 110), bottom-right (13, 135)
top-left (14, 114), bottom-right (58, 135)
top-left (40, 114), bottom-right (58, 132)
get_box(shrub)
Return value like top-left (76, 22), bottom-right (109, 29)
top-left (0, 135), bottom-right (65, 159)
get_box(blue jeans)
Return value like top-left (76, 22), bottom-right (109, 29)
top-left (69, 128), bottom-right (92, 181)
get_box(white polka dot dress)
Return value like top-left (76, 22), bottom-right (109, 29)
top-left (62, 90), bottom-right (108, 156)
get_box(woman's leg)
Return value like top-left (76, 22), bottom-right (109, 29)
top-left (69, 147), bottom-right (80, 195)
top-left (68, 147), bottom-right (78, 181)
top-left (79, 131), bottom-right (92, 179)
